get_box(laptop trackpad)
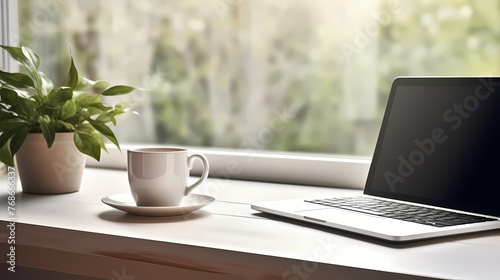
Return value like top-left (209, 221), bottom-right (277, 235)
top-left (298, 207), bottom-right (387, 224)
top-left (299, 208), bottom-right (430, 235)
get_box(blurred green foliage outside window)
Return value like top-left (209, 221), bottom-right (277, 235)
top-left (18, 0), bottom-right (500, 156)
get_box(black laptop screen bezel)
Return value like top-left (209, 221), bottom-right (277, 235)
top-left (363, 77), bottom-right (500, 216)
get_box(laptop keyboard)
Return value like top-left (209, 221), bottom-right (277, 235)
top-left (305, 196), bottom-right (497, 227)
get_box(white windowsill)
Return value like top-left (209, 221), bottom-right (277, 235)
top-left (86, 144), bottom-right (371, 189)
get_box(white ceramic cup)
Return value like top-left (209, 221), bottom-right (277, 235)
top-left (127, 148), bottom-right (209, 206)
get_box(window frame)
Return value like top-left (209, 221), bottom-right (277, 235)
top-left (0, 0), bottom-right (18, 69)
top-left (2, 0), bottom-right (371, 189)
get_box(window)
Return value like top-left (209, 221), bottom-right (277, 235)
top-left (3, 0), bottom-right (500, 187)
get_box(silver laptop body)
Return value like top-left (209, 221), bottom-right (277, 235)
top-left (252, 77), bottom-right (500, 242)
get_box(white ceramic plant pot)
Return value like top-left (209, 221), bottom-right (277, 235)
top-left (16, 132), bottom-right (86, 194)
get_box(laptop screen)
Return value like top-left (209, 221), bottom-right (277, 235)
top-left (365, 77), bottom-right (500, 217)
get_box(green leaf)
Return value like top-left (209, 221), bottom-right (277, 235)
top-left (0, 120), bottom-right (29, 132)
top-left (40, 71), bottom-right (54, 94)
top-left (88, 119), bottom-right (120, 149)
top-left (0, 70), bottom-right (35, 88)
top-left (40, 120), bottom-right (56, 148)
top-left (0, 107), bottom-right (16, 122)
top-left (16, 98), bottom-right (38, 118)
top-left (0, 88), bottom-right (18, 105)
top-left (0, 142), bottom-right (14, 166)
top-left (74, 76), bottom-right (109, 92)
top-left (22, 45), bottom-right (40, 70)
top-left (0, 45), bottom-right (31, 68)
top-left (74, 129), bottom-right (101, 161)
top-left (0, 131), bottom-right (15, 150)
top-left (0, 45), bottom-right (42, 94)
top-left (75, 92), bottom-right (101, 106)
top-left (9, 126), bottom-right (29, 156)
top-left (113, 103), bottom-right (130, 113)
top-left (101, 85), bottom-right (135, 96)
top-left (96, 112), bottom-right (117, 125)
top-left (60, 100), bottom-right (77, 119)
top-left (81, 106), bottom-right (105, 118)
top-left (0, 130), bottom-right (16, 167)
top-left (55, 120), bottom-right (75, 131)
top-left (78, 123), bottom-right (107, 151)
top-left (48, 87), bottom-right (73, 104)
top-left (108, 104), bottom-right (129, 118)
top-left (89, 102), bottom-right (112, 109)
top-left (66, 56), bottom-right (79, 89)
top-left (1, 88), bottom-right (38, 120)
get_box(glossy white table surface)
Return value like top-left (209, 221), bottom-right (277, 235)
top-left (1, 168), bottom-right (499, 279)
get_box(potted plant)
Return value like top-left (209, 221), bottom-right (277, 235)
top-left (0, 45), bottom-right (134, 194)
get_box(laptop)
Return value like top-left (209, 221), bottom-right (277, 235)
top-left (251, 77), bottom-right (500, 242)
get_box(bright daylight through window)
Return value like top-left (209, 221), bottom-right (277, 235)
top-left (13, 0), bottom-right (500, 159)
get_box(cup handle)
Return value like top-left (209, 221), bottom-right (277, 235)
top-left (185, 153), bottom-right (210, 196)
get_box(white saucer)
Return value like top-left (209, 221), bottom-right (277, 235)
top-left (101, 193), bottom-right (215, 217)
